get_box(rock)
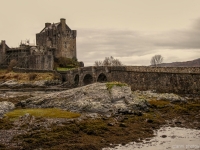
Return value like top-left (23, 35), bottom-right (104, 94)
top-left (107, 122), bottom-right (115, 126)
top-left (33, 80), bottom-right (47, 87)
top-left (161, 135), bottom-right (167, 138)
top-left (119, 123), bottom-right (127, 127)
top-left (44, 80), bottom-right (62, 86)
top-left (0, 101), bottom-right (15, 118)
top-left (0, 80), bottom-right (19, 88)
top-left (134, 111), bottom-right (143, 116)
top-left (147, 119), bottom-right (153, 123)
top-left (0, 79), bottom-right (62, 89)
top-left (132, 90), bottom-right (186, 103)
top-left (18, 83), bottom-right (148, 116)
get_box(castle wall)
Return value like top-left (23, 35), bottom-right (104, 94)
top-left (36, 18), bottom-right (77, 59)
top-left (0, 40), bottom-right (7, 64)
top-left (28, 55), bottom-right (54, 70)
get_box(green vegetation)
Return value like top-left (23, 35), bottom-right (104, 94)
top-left (148, 100), bottom-right (170, 108)
top-left (79, 119), bottom-right (108, 135)
top-left (106, 81), bottom-right (128, 90)
top-left (0, 70), bottom-right (55, 82)
top-left (56, 67), bottom-right (74, 71)
top-left (5, 108), bottom-right (81, 119)
top-left (54, 57), bottom-right (79, 69)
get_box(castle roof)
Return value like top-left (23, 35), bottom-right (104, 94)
top-left (40, 22), bottom-right (71, 33)
top-left (0, 42), bottom-right (10, 49)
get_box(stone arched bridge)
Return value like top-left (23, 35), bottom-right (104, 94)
top-left (58, 66), bottom-right (200, 94)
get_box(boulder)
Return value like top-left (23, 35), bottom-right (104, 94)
top-left (0, 101), bottom-right (15, 118)
top-left (133, 90), bottom-right (186, 103)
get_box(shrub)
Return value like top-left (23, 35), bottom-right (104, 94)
top-left (28, 73), bottom-right (37, 81)
top-left (106, 81), bottom-right (128, 90)
top-left (54, 57), bottom-right (79, 68)
top-left (6, 59), bottom-right (18, 72)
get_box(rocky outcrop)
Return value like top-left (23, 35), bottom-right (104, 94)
top-left (0, 80), bottom-right (61, 89)
top-left (0, 101), bottom-right (15, 118)
top-left (18, 83), bottom-right (149, 115)
top-left (18, 83), bottom-right (186, 116)
top-left (133, 90), bottom-right (186, 103)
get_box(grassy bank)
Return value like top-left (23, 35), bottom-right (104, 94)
top-left (0, 69), bottom-right (56, 82)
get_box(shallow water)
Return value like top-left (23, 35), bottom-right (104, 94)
top-left (103, 127), bottom-right (200, 150)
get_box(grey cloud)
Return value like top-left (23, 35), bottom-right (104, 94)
top-left (154, 18), bottom-right (200, 49)
top-left (76, 19), bottom-right (200, 66)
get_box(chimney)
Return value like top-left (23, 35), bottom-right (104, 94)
top-left (45, 23), bottom-right (51, 28)
top-left (60, 18), bottom-right (66, 31)
top-left (1, 40), bottom-right (6, 53)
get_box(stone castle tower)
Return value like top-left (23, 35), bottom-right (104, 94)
top-left (36, 18), bottom-right (77, 59)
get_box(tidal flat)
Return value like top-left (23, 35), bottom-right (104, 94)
top-left (0, 93), bottom-right (199, 150)
top-left (0, 82), bottom-right (199, 150)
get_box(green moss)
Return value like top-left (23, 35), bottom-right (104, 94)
top-left (0, 117), bottom-right (14, 129)
top-left (106, 82), bottom-right (128, 90)
top-left (186, 103), bottom-right (200, 111)
top-left (5, 108), bottom-right (81, 119)
top-left (79, 120), bottom-right (108, 135)
top-left (148, 100), bottom-right (170, 108)
top-left (172, 105), bottom-right (188, 113)
top-left (128, 112), bottom-right (164, 125)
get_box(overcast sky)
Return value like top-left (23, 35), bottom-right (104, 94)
top-left (0, 0), bottom-right (200, 66)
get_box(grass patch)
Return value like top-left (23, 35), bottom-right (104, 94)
top-left (5, 108), bottom-right (81, 119)
top-left (148, 100), bottom-right (170, 108)
top-left (172, 105), bottom-right (188, 113)
top-left (0, 71), bottom-right (55, 82)
top-left (106, 81), bottom-right (128, 90)
top-left (56, 67), bottom-right (75, 71)
top-left (79, 119), bottom-right (108, 135)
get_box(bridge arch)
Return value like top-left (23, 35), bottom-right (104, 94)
top-left (97, 73), bottom-right (107, 82)
top-left (74, 74), bottom-right (79, 86)
top-left (83, 74), bottom-right (93, 85)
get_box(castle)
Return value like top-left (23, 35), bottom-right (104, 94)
top-left (0, 18), bottom-right (77, 70)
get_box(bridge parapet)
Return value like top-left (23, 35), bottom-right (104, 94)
top-left (57, 66), bottom-right (200, 94)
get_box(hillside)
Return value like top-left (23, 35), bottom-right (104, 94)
top-left (158, 58), bottom-right (200, 67)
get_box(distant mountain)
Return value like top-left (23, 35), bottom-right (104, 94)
top-left (158, 58), bottom-right (200, 67)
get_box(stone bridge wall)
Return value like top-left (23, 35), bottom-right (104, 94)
top-left (59, 66), bottom-right (200, 94)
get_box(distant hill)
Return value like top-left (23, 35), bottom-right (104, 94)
top-left (158, 58), bottom-right (200, 67)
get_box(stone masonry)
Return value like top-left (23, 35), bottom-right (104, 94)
top-left (0, 18), bottom-right (77, 70)
top-left (60, 66), bottom-right (200, 94)
top-left (36, 18), bottom-right (77, 59)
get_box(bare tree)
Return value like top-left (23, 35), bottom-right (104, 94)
top-left (94, 60), bottom-right (103, 66)
top-left (151, 55), bottom-right (163, 67)
top-left (94, 56), bottom-right (123, 66)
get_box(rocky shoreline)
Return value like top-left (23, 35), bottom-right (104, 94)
top-left (0, 82), bottom-right (199, 150)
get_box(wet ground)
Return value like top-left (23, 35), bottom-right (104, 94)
top-left (103, 127), bottom-right (200, 150)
